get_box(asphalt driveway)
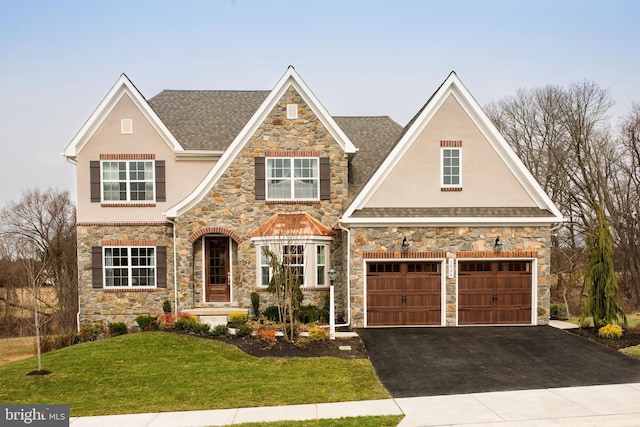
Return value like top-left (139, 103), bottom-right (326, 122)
top-left (356, 326), bottom-right (640, 398)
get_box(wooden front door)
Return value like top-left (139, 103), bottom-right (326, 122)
top-left (205, 237), bottom-right (230, 302)
top-left (458, 261), bottom-right (532, 325)
top-left (367, 262), bottom-right (442, 326)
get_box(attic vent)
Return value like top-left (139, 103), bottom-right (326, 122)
top-left (121, 119), bottom-right (133, 134)
top-left (286, 104), bottom-right (298, 119)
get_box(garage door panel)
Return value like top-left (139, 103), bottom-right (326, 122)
top-left (405, 308), bottom-right (441, 325)
top-left (368, 276), bottom-right (403, 291)
top-left (458, 261), bottom-right (533, 325)
top-left (368, 309), bottom-right (402, 327)
top-left (367, 262), bottom-right (442, 327)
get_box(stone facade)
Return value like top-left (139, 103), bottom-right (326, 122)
top-left (347, 225), bottom-right (551, 328)
top-left (77, 223), bottom-right (174, 326)
top-left (173, 85), bottom-right (349, 315)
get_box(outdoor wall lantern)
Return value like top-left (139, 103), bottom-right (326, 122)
top-left (494, 237), bottom-right (503, 252)
top-left (401, 237), bottom-right (409, 252)
top-left (329, 267), bottom-right (337, 285)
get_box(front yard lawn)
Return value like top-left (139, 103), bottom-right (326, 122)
top-left (0, 332), bottom-right (388, 416)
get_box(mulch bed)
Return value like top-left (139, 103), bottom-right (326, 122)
top-left (211, 334), bottom-right (369, 359)
top-left (567, 326), bottom-right (640, 350)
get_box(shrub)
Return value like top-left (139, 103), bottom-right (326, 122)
top-left (79, 322), bottom-right (104, 342)
top-left (263, 305), bottom-right (280, 322)
top-left (598, 324), bottom-right (623, 340)
top-left (157, 312), bottom-right (177, 330)
top-left (250, 292), bottom-right (260, 319)
top-left (162, 299), bottom-right (172, 313)
top-left (228, 311), bottom-right (248, 325)
top-left (108, 322), bottom-right (128, 336)
top-left (295, 336), bottom-right (311, 349)
top-left (307, 325), bottom-right (329, 341)
top-left (211, 324), bottom-right (229, 336)
top-left (297, 305), bottom-right (320, 323)
top-left (174, 317), bottom-right (210, 334)
top-left (136, 314), bottom-right (158, 331)
top-left (38, 334), bottom-right (74, 353)
top-left (256, 327), bottom-right (278, 348)
top-left (550, 302), bottom-right (568, 320)
top-left (234, 322), bottom-right (253, 338)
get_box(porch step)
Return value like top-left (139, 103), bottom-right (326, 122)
top-left (199, 315), bottom-right (229, 328)
top-left (187, 307), bottom-right (248, 327)
top-left (187, 307), bottom-right (248, 316)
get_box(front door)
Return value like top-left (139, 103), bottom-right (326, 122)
top-left (205, 237), bottom-right (230, 302)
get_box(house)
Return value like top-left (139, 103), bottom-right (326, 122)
top-left (63, 67), bottom-right (564, 329)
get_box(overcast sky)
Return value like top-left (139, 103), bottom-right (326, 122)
top-left (1, 0), bottom-right (638, 208)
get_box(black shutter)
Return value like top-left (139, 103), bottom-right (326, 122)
top-left (156, 246), bottom-right (167, 288)
top-left (155, 160), bottom-right (166, 202)
top-left (90, 161), bottom-right (101, 203)
top-left (320, 157), bottom-right (330, 200)
top-left (255, 157), bottom-right (265, 200)
top-left (91, 246), bottom-right (103, 288)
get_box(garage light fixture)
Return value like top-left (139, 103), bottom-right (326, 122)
top-left (494, 237), bottom-right (503, 252)
top-left (402, 237), bottom-right (409, 252)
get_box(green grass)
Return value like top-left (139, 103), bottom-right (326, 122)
top-left (620, 345), bottom-right (640, 360)
top-left (232, 415), bottom-right (404, 426)
top-left (0, 332), bottom-right (388, 416)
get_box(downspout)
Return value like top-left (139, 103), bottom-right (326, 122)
top-left (336, 222), bottom-right (351, 328)
top-left (166, 219), bottom-right (179, 316)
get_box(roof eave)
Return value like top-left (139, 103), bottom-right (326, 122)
top-left (339, 216), bottom-right (567, 227)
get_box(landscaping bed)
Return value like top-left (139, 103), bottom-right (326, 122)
top-left (192, 331), bottom-right (369, 359)
top-left (567, 327), bottom-right (640, 350)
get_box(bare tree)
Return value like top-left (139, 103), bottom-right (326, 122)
top-left (0, 189), bottom-right (77, 333)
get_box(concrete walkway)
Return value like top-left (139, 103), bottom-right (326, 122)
top-left (70, 383), bottom-right (640, 426)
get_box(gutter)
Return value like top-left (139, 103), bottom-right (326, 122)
top-left (336, 223), bottom-right (351, 328)
top-left (166, 219), bottom-right (179, 316)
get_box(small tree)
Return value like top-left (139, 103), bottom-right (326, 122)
top-left (581, 205), bottom-right (626, 328)
top-left (265, 246), bottom-right (303, 341)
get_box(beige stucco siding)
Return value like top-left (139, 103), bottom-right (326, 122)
top-left (366, 94), bottom-right (536, 208)
top-left (75, 93), bottom-right (213, 222)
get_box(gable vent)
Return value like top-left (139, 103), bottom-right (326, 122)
top-left (286, 104), bottom-right (298, 119)
top-left (121, 119), bottom-right (133, 134)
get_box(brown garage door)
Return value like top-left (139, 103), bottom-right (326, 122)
top-left (367, 262), bottom-right (442, 326)
top-left (458, 261), bottom-right (532, 325)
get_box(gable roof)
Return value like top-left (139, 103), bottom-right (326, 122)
top-left (63, 74), bottom-right (183, 160)
top-left (248, 213), bottom-right (335, 239)
top-left (333, 116), bottom-right (404, 201)
top-left (164, 66), bottom-right (358, 218)
top-left (341, 71), bottom-right (565, 225)
top-left (148, 90), bottom-right (269, 151)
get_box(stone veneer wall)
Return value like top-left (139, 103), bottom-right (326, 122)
top-left (77, 223), bottom-right (174, 327)
top-left (348, 225), bottom-right (551, 328)
top-left (174, 85), bottom-right (350, 315)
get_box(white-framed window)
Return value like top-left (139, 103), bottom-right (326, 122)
top-left (266, 158), bottom-right (319, 200)
top-left (104, 246), bottom-right (156, 288)
top-left (102, 160), bottom-right (155, 201)
top-left (121, 119), bottom-right (133, 134)
top-left (256, 242), bottom-right (329, 287)
top-left (441, 148), bottom-right (461, 187)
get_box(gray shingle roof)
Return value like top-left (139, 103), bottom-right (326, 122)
top-left (350, 207), bottom-right (555, 218)
top-left (333, 116), bottom-right (404, 201)
top-left (148, 90), bottom-right (269, 151)
top-left (148, 90), bottom-right (404, 200)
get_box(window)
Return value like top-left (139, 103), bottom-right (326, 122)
top-left (286, 104), bottom-right (298, 119)
top-left (316, 245), bottom-right (326, 286)
top-left (266, 158), bottom-right (319, 200)
top-left (104, 246), bottom-right (156, 288)
top-left (257, 243), bottom-right (329, 287)
top-left (442, 148), bottom-right (461, 187)
top-left (102, 160), bottom-right (155, 201)
top-left (260, 246), bottom-right (271, 287)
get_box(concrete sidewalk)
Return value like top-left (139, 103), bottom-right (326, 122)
top-left (70, 383), bottom-right (640, 426)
